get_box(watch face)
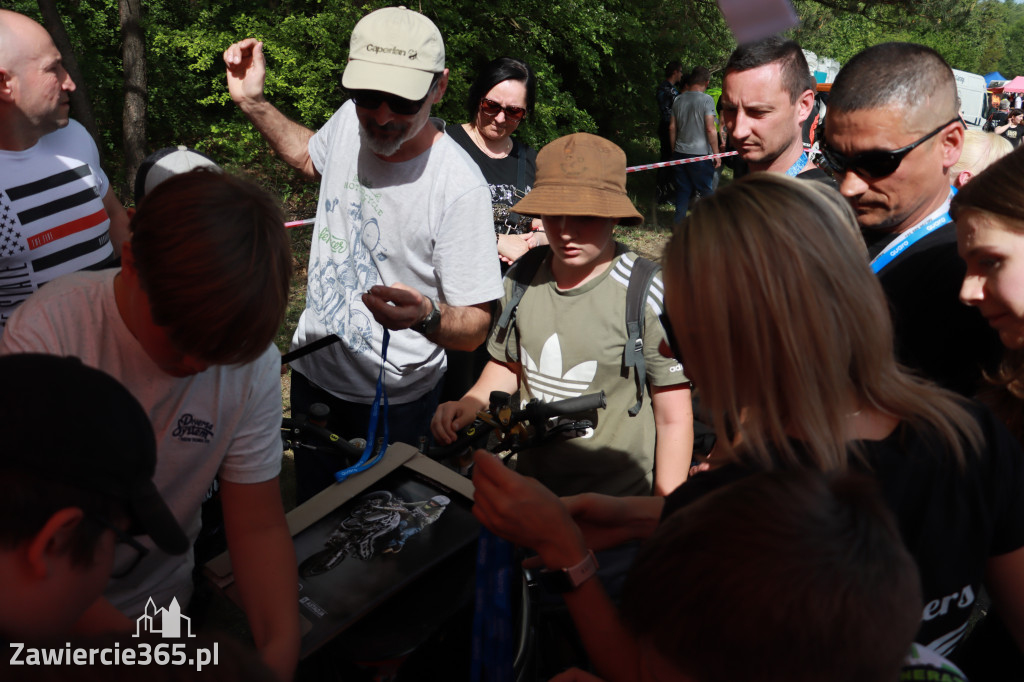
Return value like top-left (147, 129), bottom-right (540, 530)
top-left (537, 568), bottom-right (575, 594)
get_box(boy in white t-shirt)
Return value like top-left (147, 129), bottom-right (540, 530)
top-left (0, 169), bottom-right (299, 680)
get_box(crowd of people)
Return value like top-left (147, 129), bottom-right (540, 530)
top-left (2, 4), bottom-right (1024, 681)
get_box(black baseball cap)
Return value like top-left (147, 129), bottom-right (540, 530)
top-left (0, 354), bottom-right (189, 555)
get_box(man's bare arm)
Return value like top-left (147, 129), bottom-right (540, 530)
top-left (102, 188), bottom-right (130, 256)
top-left (362, 284), bottom-right (493, 351)
top-left (704, 114), bottom-right (721, 168)
top-left (223, 38), bottom-right (318, 179)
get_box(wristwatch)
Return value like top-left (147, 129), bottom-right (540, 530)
top-left (538, 550), bottom-right (599, 593)
top-left (412, 297), bottom-right (442, 336)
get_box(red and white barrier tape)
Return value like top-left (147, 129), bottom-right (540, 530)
top-left (625, 150), bottom-right (738, 173)
top-left (284, 149), bottom-right (745, 227)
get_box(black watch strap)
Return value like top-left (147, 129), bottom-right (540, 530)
top-left (413, 297), bottom-right (441, 336)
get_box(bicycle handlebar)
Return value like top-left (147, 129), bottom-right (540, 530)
top-left (520, 392), bottom-right (606, 421)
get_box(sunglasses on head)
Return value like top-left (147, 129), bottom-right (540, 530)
top-left (479, 97), bottom-right (527, 121)
top-left (820, 116), bottom-right (962, 179)
top-left (349, 73), bottom-right (441, 116)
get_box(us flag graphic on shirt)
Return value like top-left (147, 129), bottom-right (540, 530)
top-left (0, 164), bottom-right (113, 330)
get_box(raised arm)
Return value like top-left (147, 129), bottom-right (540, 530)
top-left (223, 38), bottom-right (318, 179)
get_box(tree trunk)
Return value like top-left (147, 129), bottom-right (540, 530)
top-left (120, 0), bottom-right (147, 200)
top-left (35, 0), bottom-right (102, 154)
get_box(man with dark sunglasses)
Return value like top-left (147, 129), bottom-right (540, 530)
top-left (224, 8), bottom-right (502, 501)
top-left (822, 42), bottom-right (1001, 397)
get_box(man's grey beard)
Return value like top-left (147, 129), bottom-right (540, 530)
top-left (359, 122), bottom-right (407, 157)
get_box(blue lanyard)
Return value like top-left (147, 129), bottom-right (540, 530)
top-left (471, 528), bottom-right (513, 682)
top-left (785, 152), bottom-right (809, 177)
top-left (333, 329), bottom-right (390, 482)
top-left (870, 188), bottom-right (957, 274)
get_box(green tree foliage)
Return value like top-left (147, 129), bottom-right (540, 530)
top-left (10, 0), bottom-right (1008, 201)
top-left (792, 0), bottom-right (1009, 75)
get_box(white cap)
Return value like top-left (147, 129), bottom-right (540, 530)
top-left (342, 7), bottom-right (445, 100)
top-left (134, 146), bottom-right (220, 203)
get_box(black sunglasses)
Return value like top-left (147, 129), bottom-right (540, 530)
top-left (89, 513), bottom-right (150, 579)
top-left (349, 74), bottom-right (441, 116)
top-left (658, 312), bottom-right (684, 362)
top-left (479, 97), bottom-right (526, 121)
top-left (820, 116), bottom-right (962, 179)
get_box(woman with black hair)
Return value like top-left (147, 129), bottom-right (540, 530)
top-left (448, 56), bottom-right (545, 266)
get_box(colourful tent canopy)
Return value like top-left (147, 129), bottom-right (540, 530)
top-left (1001, 76), bottom-right (1024, 93)
top-left (985, 71), bottom-right (1007, 86)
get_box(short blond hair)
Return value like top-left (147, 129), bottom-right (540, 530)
top-left (951, 130), bottom-right (1013, 183)
top-left (663, 173), bottom-right (978, 470)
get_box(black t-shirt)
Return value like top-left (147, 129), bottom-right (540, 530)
top-left (447, 124), bottom-right (537, 234)
top-left (796, 166), bottom-right (836, 186)
top-left (663, 402), bottom-right (1024, 657)
top-left (988, 111), bottom-right (1010, 131)
top-left (862, 220), bottom-right (1002, 396)
top-left (1002, 123), bottom-right (1023, 149)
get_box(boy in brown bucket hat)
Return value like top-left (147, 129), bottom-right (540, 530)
top-left (432, 133), bottom-right (694, 499)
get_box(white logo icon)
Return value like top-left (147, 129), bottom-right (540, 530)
top-left (133, 597), bottom-right (195, 638)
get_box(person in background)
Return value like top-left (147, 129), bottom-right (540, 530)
top-left (448, 56), bottom-right (544, 267)
top-left (655, 61), bottom-right (683, 203)
top-left (668, 66), bottom-right (719, 224)
top-left (718, 37), bottom-right (831, 183)
top-left (950, 129), bottom-right (1013, 188)
top-left (0, 10), bottom-right (130, 334)
top-left (997, 108), bottom-right (1024, 149)
top-left (442, 57), bottom-right (544, 401)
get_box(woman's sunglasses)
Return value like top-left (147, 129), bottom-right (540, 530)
top-left (480, 98), bottom-right (527, 121)
top-left (819, 116), bottom-right (962, 179)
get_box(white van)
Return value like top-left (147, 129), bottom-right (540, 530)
top-left (953, 69), bottom-right (989, 130)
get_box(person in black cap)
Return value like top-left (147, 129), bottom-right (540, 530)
top-left (0, 353), bottom-right (186, 640)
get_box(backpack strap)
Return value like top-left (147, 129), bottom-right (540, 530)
top-left (494, 245), bottom-right (550, 363)
top-left (623, 256), bottom-right (661, 416)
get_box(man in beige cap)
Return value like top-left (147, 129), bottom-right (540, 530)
top-left (224, 8), bottom-right (502, 501)
top-left (432, 133), bottom-right (693, 499)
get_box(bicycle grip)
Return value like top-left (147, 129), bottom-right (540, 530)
top-left (526, 392), bottom-right (606, 420)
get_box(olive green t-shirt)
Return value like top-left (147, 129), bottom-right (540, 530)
top-left (488, 245), bottom-right (689, 496)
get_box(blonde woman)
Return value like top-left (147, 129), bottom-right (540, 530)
top-left (951, 129), bottom-right (1013, 188)
top-left (471, 173), bottom-right (1024, 681)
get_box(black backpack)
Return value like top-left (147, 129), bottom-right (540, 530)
top-left (493, 246), bottom-right (661, 416)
